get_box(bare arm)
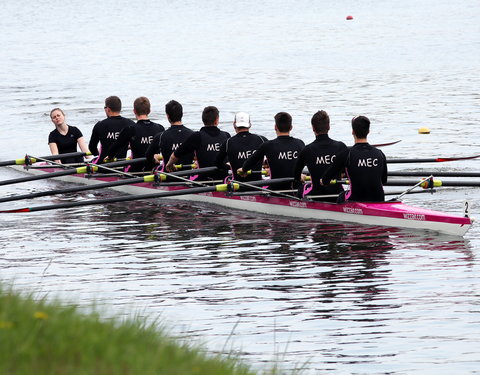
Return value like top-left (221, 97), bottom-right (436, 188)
top-left (48, 143), bottom-right (61, 164)
top-left (77, 137), bottom-right (92, 160)
top-left (165, 154), bottom-right (180, 172)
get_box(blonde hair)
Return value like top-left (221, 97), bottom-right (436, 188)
top-left (50, 108), bottom-right (65, 119)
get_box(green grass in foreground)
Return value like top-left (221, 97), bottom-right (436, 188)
top-left (0, 286), bottom-right (289, 375)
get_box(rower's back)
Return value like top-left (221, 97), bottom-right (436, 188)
top-left (242, 112), bottom-right (304, 190)
top-left (344, 143), bottom-right (387, 201)
top-left (321, 115), bottom-right (387, 202)
top-left (89, 96), bottom-right (134, 163)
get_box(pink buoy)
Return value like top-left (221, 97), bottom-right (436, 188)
top-left (346, 15), bottom-right (353, 20)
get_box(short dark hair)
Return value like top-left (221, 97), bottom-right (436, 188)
top-left (105, 96), bottom-right (122, 112)
top-left (202, 106), bottom-right (219, 126)
top-left (311, 110), bottom-right (330, 134)
top-left (352, 115), bottom-right (370, 138)
top-left (274, 112), bottom-right (292, 132)
top-left (165, 100), bottom-right (183, 123)
top-left (133, 96), bottom-right (151, 116)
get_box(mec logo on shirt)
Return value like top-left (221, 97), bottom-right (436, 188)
top-left (316, 154), bottom-right (335, 165)
top-left (358, 158), bottom-right (379, 167)
top-left (141, 136), bottom-right (154, 144)
top-left (106, 132), bottom-right (120, 139)
top-left (206, 143), bottom-right (221, 152)
top-left (278, 151), bottom-right (298, 160)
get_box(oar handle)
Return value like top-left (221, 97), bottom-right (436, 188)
top-left (0, 152), bottom-right (92, 167)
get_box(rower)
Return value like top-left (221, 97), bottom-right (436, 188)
top-left (145, 100), bottom-right (195, 171)
top-left (321, 115), bottom-right (387, 202)
top-left (48, 108), bottom-right (90, 164)
top-left (238, 112), bottom-right (305, 191)
top-left (165, 106), bottom-right (231, 180)
top-left (88, 96), bottom-right (135, 164)
top-left (293, 110), bottom-right (348, 201)
top-left (214, 112), bottom-right (267, 182)
top-left (105, 96), bottom-right (165, 172)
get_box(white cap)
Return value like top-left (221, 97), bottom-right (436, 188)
top-left (234, 112), bottom-right (251, 128)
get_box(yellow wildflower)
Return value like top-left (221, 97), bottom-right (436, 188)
top-left (0, 321), bottom-right (13, 329)
top-left (33, 311), bottom-right (48, 320)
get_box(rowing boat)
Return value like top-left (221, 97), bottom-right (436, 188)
top-left (6, 165), bottom-right (473, 236)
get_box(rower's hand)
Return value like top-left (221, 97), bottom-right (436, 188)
top-left (319, 178), bottom-right (325, 186)
top-left (165, 162), bottom-right (177, 172)
top-left (153, 154), bottom-right (162, 164)
top-left (237, 168), bottom-right (247, 177)
top-left (300, 173), bottom-right (307, 182)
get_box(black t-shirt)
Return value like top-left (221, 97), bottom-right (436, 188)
top-left (88, 115), bottom-right (135, 162)
top-left (294, 134), bottom-right (348, 197)
top-left (145, 124), bottom-right (195, 167)
top-left (48, 125), bottom-right (84, 163)
top-left (174, 126), bottom-right (231, 179)
top-left (215, 132), bottom-right (267, 181)
top-left (242, 135), bottom-right (305, 189)
top-left (108, 119), bottom-right (165, 171)
top-left (322, 143), bottom-right (387, 202)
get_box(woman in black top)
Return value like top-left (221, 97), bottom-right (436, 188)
top-left (48, 108), bottom-right (90, 164)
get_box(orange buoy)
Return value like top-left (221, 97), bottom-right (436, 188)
top-left (346, 15), bottom-right (353, 20)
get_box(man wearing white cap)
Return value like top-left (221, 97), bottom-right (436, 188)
top-left (215, 112), bottom-right (267, 181)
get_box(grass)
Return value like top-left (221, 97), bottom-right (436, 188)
top-left (0, 285), bottom-right (290, 375)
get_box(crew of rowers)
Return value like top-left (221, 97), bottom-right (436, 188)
top-left (48, 96), bottom-right (387, 203)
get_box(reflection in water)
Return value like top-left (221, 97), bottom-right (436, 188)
top-left (1, 0), bottom-right (479, 372)
top-left (0, 194), bottom-right (477, 373)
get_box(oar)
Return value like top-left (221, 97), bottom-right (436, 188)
top-left (329, 178), bottom-right (480, 187)
top-left (0, 152), bottom-right (91, 167)
top-left (0, 158), bottom-right (146, 187)
top-left (0, 166), bottom-right (221, 203)
top-left (391, 175), bottom-right (434, 200)
top-left (387, 154), bottom-right (480, 163)
top-left (371, 140), bottom-right (401, 147)
top-left (385, 189), bottom-right (437, 196)
top-left (306, 189), bottom-right (436, 200)
top-left (387, 179), bottom-right (480, 188)
top-left (0, 178), bottom-right (292, 213)
top-left (231, 178), bottom-right (298, 200)
top-left (389, 171), bottom-right (480, 177)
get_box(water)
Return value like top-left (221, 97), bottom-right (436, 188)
top-left (0, 0), bottom-right (479, 373)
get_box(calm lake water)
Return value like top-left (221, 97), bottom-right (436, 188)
top-left (0, 0), bottom-right (479, 373)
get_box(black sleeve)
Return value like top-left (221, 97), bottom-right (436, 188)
top-left (145, 132), bottom-right (162, 164)
top-left (107, 126), bottom-right (132, 158)
top-left (242, 143), bottom-right (266, 171)
top-left (174, 132), bottom-right (200, 158)
top-left (381, 150), bottom-right (388, 184)
top-left (322, 148), bottom-right (348, 184)
top-left (48, 131), bottom-right (56, 144)
top-left (88, 122), bottom-right (100, 156)
top-left (214, 139), bottom-right (229, 170)
top-left (71, 126), bottom-right (83, 139)
top-left (293, 148), bottom-right (307, 181)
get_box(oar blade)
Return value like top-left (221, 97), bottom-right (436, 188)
top-left (372, 140), bottom-right (401, 147)
top-left (0, 207), bottom-right (32, 213)
top-left (387, 154), bottom-right (480, 163)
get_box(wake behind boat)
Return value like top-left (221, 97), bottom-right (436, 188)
top-left (3, 164), bottom-right (472, 237)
